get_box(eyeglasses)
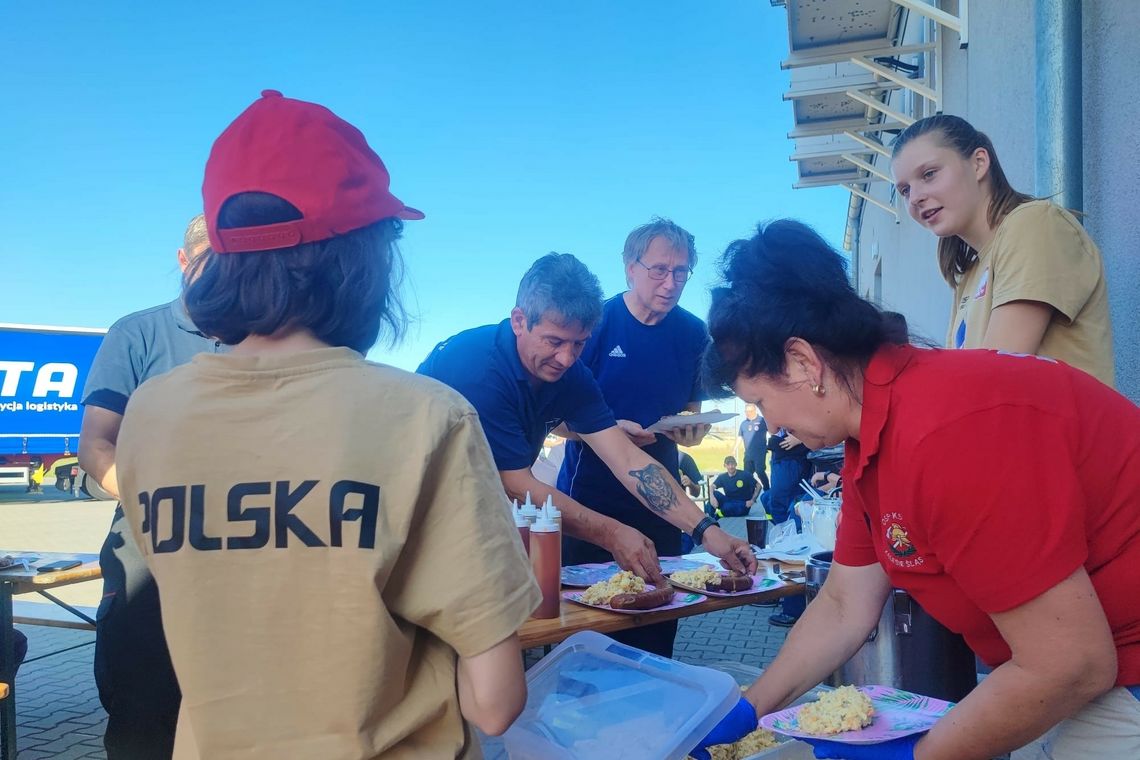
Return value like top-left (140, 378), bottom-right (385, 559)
top-left (635, 258), bottom-right (693, 282)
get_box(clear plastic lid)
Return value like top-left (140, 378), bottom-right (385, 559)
top-left (503, 631), bottom-right (738, 759)
top-left (520, 490), bottom-right (539, 517)
top-left (543, 493), bottom-right (562, 519)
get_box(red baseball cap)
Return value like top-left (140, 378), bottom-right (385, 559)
top-left (203, 90), bottom-right (423, 254)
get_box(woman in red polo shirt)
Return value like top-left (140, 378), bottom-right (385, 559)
top-left (691, 220), bottom-right (1140, 760)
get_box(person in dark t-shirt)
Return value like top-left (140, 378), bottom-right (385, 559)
top-left (708, 456), bottom-right (760, 518)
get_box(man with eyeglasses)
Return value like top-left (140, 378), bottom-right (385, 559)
top-left (419, 253), bottom-right (755, 589)
top-left (555, 218), bottom-right (716, 657)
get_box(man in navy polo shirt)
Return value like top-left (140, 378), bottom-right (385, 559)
top-left (418, 253), bottom-right (755, 582)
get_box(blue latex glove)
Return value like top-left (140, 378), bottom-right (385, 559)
top-left (690, 696), bottom-right (758, 760)
top-left (804, 732), bottom-right (923, 759)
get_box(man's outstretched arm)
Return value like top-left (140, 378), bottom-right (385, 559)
top-left (581, 427), bottom-right (757, 574)
top-left (499, 467), bottom-right (662, 580)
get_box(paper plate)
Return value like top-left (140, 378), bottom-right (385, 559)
top-left (646, 411), bottom-right (737, 433)
top-left (668, 570), bottom-right (781, 598)
top-left (560, 558), bottom-right (710, 588)
top-left (760, 685), bottom-right (954, 744)
top-left (562, 586), bottom-right (706, 615)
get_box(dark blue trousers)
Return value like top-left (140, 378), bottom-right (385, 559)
top-left (761, 457), bottom-right (807, 531)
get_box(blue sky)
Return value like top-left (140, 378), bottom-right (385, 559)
top-left (1, 1), bottom-right (847, 372)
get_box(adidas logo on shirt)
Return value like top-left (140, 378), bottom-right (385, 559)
top-left (608, 345), bottom-right (627, 358)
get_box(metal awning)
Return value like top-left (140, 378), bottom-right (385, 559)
top-left (770, 0), bottom-right (970, 245)
top-left (783, 69), bottom-right (903, 126)
top-left (783, 0), bottom-right (900, 55)
top-left (790, 135), bottom-right (878, 186)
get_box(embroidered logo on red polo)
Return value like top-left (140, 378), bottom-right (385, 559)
top-left (880, 513), bottom-right (924, 568)
top-left (886, 522), bottom-right (917, 558)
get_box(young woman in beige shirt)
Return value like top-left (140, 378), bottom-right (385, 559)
top-left (891, 114), bottom-right (1114, 387)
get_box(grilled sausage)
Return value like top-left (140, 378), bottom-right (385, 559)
top-left (609, 585), bottom-right (675, 610)
top-left (707, 574), bottom-right (754, 593)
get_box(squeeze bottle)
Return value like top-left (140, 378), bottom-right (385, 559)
top-left (513, 499), bottom-right (531, 555)
top-left (530, 501), bottom-right (562, 619)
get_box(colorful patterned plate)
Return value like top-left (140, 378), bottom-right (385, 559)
top-left (560, 558), bottom-right (710, 587)
top-left (759, 685), bottom-right (954, 744)
top-left (668, 570), bottom-right (781, 598)
top-left (562, 586), bottom-right (706, 615)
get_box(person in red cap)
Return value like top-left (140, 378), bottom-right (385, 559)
top-left (114, 91), bottom-right (540, 759)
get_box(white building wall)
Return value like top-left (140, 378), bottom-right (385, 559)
top-left (1083, 1), bottom-right (1140, 401)
top-left (849, 0), bottom-right (1140, 401)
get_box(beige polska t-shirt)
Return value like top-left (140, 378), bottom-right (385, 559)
top-left (947, 200), bottom-right (1115, 387)
top-left (116, 347), bottom-right (541, 760)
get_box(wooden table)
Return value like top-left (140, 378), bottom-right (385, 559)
top-left (519, 565), bottom-right (805, 650)
top-left (0, 550), bottom-right (101, 760)
top-left (0, 553), bottom-right (805, 755)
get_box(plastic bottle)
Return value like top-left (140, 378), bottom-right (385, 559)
top-left (520, 491), bottom-right (539, 526)
top-left (543, 494), bottom-right (562, 531)
top-left (513, 499), bottom-right (531, 555)
top-left (530, 500), bottom-right (562, 619)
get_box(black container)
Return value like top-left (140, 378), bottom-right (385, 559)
top-left (745, 517), bottom-right (768, 548)
top-left (805, 551), bottom-right (976, 703)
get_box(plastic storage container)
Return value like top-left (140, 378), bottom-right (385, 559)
top-left (502, 631), bottom-right (739, 759)
top-left (703, 661), bottom-right (829, 760)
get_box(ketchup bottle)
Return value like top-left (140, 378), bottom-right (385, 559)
top-left (513, 499), bottom-right (531, 556)
top-left (530, 501), bottom-right (562, 619)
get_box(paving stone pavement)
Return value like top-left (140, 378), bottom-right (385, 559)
top-left (10, 625), bottom-right (105, 759)
top-left (7, 513), bottom-right (788, 758)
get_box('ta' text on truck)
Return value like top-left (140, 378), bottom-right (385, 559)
top-left (0, 323), bottom-right (106, 494)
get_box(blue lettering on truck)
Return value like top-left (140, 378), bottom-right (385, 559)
top-left (0, 327), bottom-right (105, 455)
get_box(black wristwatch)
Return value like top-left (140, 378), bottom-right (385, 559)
top-left (691, 516), bottom-right (720, 546)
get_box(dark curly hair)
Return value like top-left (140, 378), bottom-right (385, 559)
top-left (703, 219), bottom-right (907, 397)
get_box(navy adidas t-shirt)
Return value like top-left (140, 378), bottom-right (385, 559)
top-left (557, 295), bottom-right (709, 540)
top-left (417, 320), bottom-right (615, 471)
